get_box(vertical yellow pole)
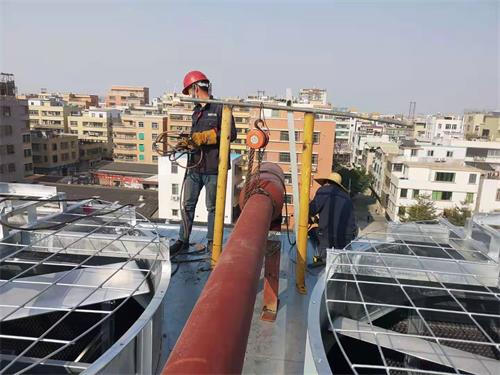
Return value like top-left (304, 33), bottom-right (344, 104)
top-left (296, 112), bottom-right (314, 294)
top-left (212, 105), bottom-right (232, 268)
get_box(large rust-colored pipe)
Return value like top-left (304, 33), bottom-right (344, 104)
top-left (162, 163), bottom-right (284, 374)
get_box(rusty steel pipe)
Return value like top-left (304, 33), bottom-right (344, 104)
top-left (162, 164), bottom-right (285, 374)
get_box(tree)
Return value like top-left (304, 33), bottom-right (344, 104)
top-left (400, 194), bottom-right (438, 222)
top-left (443, 206), bottom-right (471, 226)
top-left (337, 166), bottom-right (373, 196)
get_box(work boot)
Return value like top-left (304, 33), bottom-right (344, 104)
top-left (169, 240), bottom-right (189, 257)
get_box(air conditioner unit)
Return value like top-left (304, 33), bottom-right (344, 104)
top-left (171, 195), bottom-right (179, 201)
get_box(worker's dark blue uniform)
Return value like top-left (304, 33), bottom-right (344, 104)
top-left (188, 102), bottom-right (237, 174)
top-left (309, 183), bottom-right (358, 257)
top-left (179, 102), bottom-right (236, 243)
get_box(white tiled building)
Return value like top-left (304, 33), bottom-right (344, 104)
top-left (386, 161), bottom-right (482, 221)
top-left (425, 115), bottom-right (464, 141)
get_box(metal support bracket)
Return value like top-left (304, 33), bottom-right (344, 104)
top-left (261, 231), bottom-right (281, 322)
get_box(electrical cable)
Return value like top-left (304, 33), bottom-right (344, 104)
top-left (0, 197), bottom-right (97, 204)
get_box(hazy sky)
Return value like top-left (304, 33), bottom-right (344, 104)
top-left (1, 0), bottom-right (498, 114)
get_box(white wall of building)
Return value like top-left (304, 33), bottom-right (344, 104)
top-left (476, 176), bottom-right (500, 213)
top-left (386, 164), bottom-right (481, 221)
top-left (425, 115), bottom-right (464, 141)
top-left (158, 154), bottom-right (242, 225)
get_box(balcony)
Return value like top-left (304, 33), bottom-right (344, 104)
top-left (114, 154), bottom-right (137, 162)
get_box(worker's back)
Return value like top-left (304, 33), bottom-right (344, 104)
top-left (310, 183), bottom-right (358, 251)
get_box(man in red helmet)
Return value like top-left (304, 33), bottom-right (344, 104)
top-left (170, 71), bottom-right (237, 255)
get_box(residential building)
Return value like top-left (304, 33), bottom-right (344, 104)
top-left (68, 108), bottom-right (119, 168)
top-left (386, 161), bottom-right (482, 221)
top-left (113, 111), bottom-right (167, 164)
top-left (0, 73), bottom-right (33, 182)
top-left (463, 112), bottom-right (486, 138)
top-left (351, 134), bottom-right (390, 165)
top-left (479, 113), bottom-right (500, 141)
top-left (158, 154), bottom-right (243, 224)
top-left (28, 97), bottom-right (76, 133)
top-left (425, 115), bottom-right (464, 141)
top-left (412, 119), bottom-right (427, 139)
top-left (62, 93), bottom-right (99, 108)
top-left (298, 88), bottom-right (327, 105)
top-left (105, 86), bottom-right (149, 107)
top-left (31, 130), bottom-right (79, 175)
top-left (476, 170), bottom-right (500, 213)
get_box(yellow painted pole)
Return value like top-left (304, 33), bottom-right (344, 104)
top-left (296, 112), bottom-right (314, 294)
top-left (212, 105), bottom-right (232, 268)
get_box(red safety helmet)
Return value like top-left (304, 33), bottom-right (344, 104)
top-left (182, 70), bottom-right (209, 95)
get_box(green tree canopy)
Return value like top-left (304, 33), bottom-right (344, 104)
top-left (400, 194), bottom-right (438, 222)
top-left (443, 206), bottom-right (471, 226)
top-left (337, 166), bottom-right (373, 196)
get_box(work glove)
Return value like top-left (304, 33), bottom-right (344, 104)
top-left (175, 138), bottom-right (195, 150)
top-left (191, 129), bottom-right (217, 146)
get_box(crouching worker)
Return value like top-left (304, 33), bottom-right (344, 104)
top-left (309, 172), bottom-right (358, 267)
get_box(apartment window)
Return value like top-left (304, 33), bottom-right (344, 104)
top-left (279, 152), bottom-right (291, 163)
top-left (61, 142), bottom-right (69, 149)
top-left (427, 150), bottom-right (434, 156)
top-left (398, 206), bottom-right (406, 216)
top-left (312, 154), bottom-right (318, 165)
top-left (172, 183), bottom-right (179, 195)
top-left (487, 149), bottom-right (500, 157)
top-left (284, 173), bottom-right (292, 184)
top-left (445, 124), bottom-right (451, 130)
top-left (446, 151), bottom-right (453, 157)
top-left (52, 143), bottom-right (57, 151)
top-left (61, 153), bottom-right (69, 161)
top-left (0, 125), bottom-right (13, 136)
top-left (139, 154), bottom-right (145, 161)
top-left (71, 141), bottom-right (76, 148)
top-left (138, 122), bottom-right (144, 128)
top-left (23, 149), bottom-right (31, 157)
top-left (139, 144), bottom-right (145, 152)
top-left (435, 172), bottom-right (455, 182)
top-left (152, 122), bottom-right (159, 129)
top-left (152, 133), bottom-right (158, 140)
top-left (465, 193), bottom-right (474, 204)
top-left (452, 124), bottom-right (457, 130)
top-left (393, 163), bottom-right (403, 172)
top-left (22, 134), bottom-right (31, 143)
top-left (400, 188), bottom-right (408, 198)
top-left (152, 155), bottom-right (158, 161)
top-left (280, 131), bottom-right (299, 142)
top-left (413, 189), bottom-right (420, 198)
top-left (138, 133), bottom-right (145, 140)
top-left (32, 143), bottom-right (40, 151)
top-left (24, 163), bottom-right (32, 172)
top-left (411, 149), bottom-right (417, 156)
top-left (44, 156), bottom-right (48, 162)
top-left (172, 209), bottom-right (179, 217)
top-left (6, 145), bottom-right (14, 154)
top-left (313, 132), bottom-right (320, 144)
top-left (271, 109), bottom-right (280, 117)
top-left (8, 163), bottom-right (15, 172)
top-left (2, 106), bottom-right (11, 117)
top-left (285, 195), bottom-right (293, 204)
top-left (432, 191), bottom-right (452, 201)
top-left (52, 155), bottom-right (58, 163)
top-left (99, 113), bottom-right (104, 118)
top-left (468, 174), bottom-right (477, 184)
top-left (171, 163), bottom-right (178, 174)
top-left (72, 152), bottom-right (76, 159)
top-left (70, 121), bottom-right (78, 125)
top-left (496, 189), bottom-right (500, 201)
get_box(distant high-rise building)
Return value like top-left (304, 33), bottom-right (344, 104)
top-left (113, 110), bottom-right (167, 164)
top-left (31, 130), bottom-right (79, 175)
top-left (0, 73), bottom-right (33, 182)
top-left (105, 86), bottom-right (149, 107)
top-left (27, 97), bottom-right (76, 133)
